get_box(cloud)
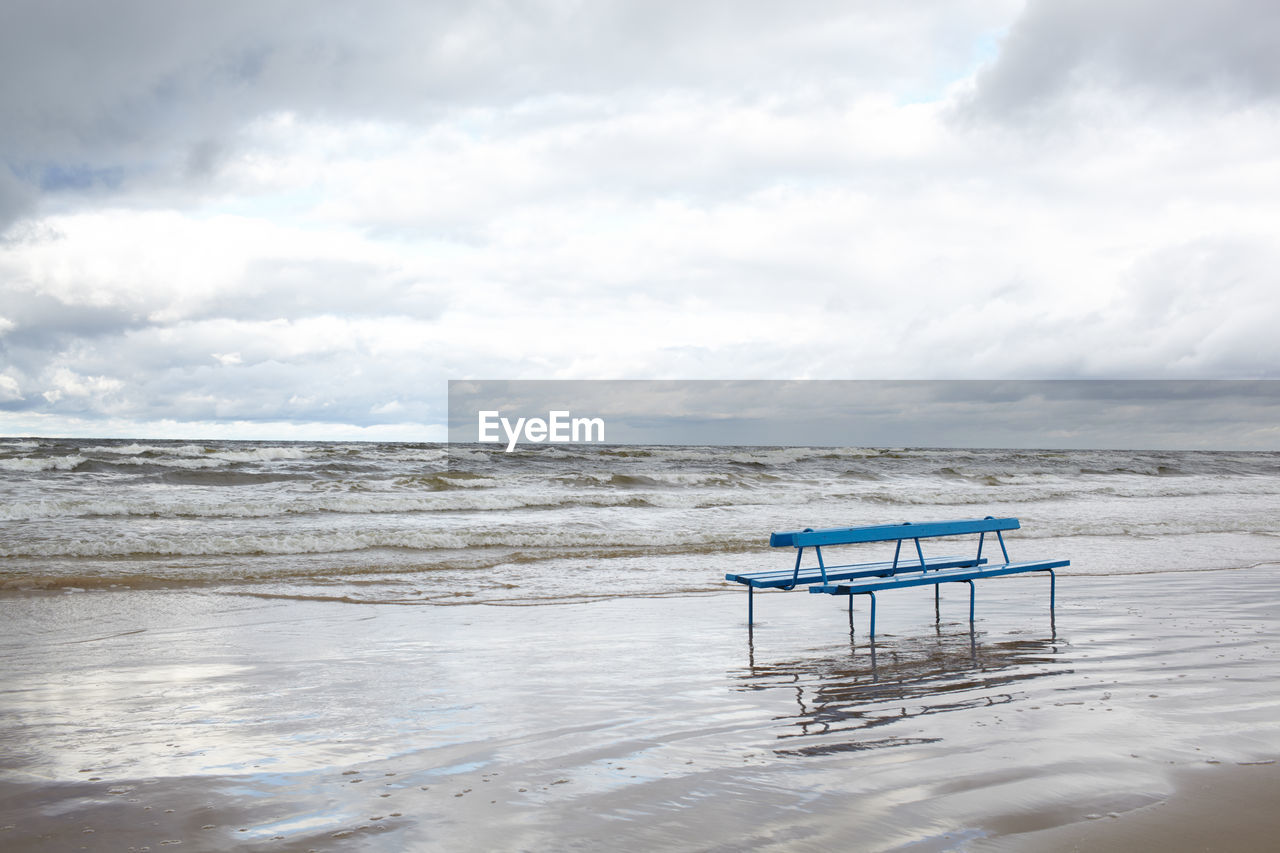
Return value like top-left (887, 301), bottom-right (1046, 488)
top-left (0, 410), bottom-right (444, 442)
top-left (0, 1), bottom-right (1008, 225)
top-left (962, 0), bottom-right (1280, 119)
top-left (0, 373), bottom-right (21, 402)
top-left (2, 2), bottom-right (1278, 441)
top-left (0, 167), bottom-right (36, 226)
top-left (39, 367), bottom-right (124, 407)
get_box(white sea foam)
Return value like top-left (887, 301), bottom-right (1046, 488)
top-left (382, 448), bottom-right (448, 462)
top-left (0, 455), bottom-right (86, 472)
top-left (207, 446), bottom-right (314, 463)
top-left (0, 486), bottom-right (776, 521)
top-left (110, 456), bottom-right (228, 469)
top-left (80, 443), bottom-right (317, 463)
top-left (6, 504), bottom-right (1276, 560)
top-left (0, 526), bottom-right (751, 558)
top-left (84, 443), bottom-right (214, 457)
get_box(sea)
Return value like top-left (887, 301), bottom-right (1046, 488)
top-left (3, 438), bottom-right (1279, 606)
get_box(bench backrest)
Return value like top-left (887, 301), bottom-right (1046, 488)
top-left (770, 517), bottom-right (1019, 549)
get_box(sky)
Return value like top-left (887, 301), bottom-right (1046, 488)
top-left (2, 1), bottom-right (1279, 442)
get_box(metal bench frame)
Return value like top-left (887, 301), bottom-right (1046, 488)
top-left (730, 516), bottom-right (1066, 635)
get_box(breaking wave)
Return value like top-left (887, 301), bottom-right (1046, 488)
top-left (2, 438), bottom-right (1278, 601)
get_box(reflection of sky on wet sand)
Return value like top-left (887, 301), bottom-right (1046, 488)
top-left (2, 567), bottom-right (1279, 849)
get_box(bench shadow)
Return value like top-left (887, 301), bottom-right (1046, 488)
top-left (734, 625), bottom-right (1072, 757)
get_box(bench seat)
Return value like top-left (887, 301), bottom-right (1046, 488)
top-left (809, 558), bottom-right (1069, 596)
top-left (810, 558), bottom-right (1068, 637)
top-left (724, 554), bottom-right (987, 589)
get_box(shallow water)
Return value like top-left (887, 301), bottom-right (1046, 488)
top-left (2, 566), bottom-right (1278, 851)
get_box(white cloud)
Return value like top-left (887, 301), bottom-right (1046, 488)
top-left (1, 1), bottom-right (1277, 439)
top-left (0, 374), bottom-right (22, 402)
top-left (0, 410), bottom-right (444, 442)
top-left (38, 368), bottom-right (125, 410)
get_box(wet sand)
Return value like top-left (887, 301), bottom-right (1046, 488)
top-left (2, 566), bottom-right (1279, 851)
top-left (976, 760), bottom-right (1280, 852)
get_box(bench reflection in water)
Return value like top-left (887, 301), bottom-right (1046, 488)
top-left (734, 626), bottom-right (1071, 757)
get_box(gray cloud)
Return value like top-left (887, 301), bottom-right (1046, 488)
top-left (201, 258), bottom-right (445, 323)
top-left (0, 316), bottom-right (448, 426)
top-left (0, 167), bottom-right (35, 226)
top-left (0, 1), bottom-right (993, 223)
top-left (0, 293), bottom-right (148, 352)
top-left (964, 0), bottom-right (1280, 118)
top-left (2, 2), bottom-right (1278, 440)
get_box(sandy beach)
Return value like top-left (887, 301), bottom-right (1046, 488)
top-left (3, 564), bottom-right (1279, 851)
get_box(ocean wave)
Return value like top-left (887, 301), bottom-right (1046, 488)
top-left (208, 446), bottom-right (315, 463)
top-left (546, 468), bottom-right (784, 490)
top-left (392, 471), bottom-right (502, 490)
top-left (15, 512), bottom-right (1272, 560)
top-left (856, 476), bottom-right (1280, 507)
top-left (661, 446), bottom-right (882, 466)
top-left (152, 469), bottom-right (315, 486)
top-left (1011, 521), bottom-right (1280, 540)
top-left (80, 443), bottom-right (321, 464)
top-left (83, 442), bottom-right (213, 457)
top-left (0, 455), bottom-right (87, 472)
top-left (526, 444), bottom-right (883, 467)
top-left (4, 441), bottom-right (1278, 596)
top-left (89, 456), bottom-right (227, 470)
top-left (4, 473), bottom-right (1274, 521)
top-left (378, 448), bottom-right (448, 462)
top-left (0, 524), bottom-right (763, 559)
top-left (0, 486), bottom-right (765, 521)
top-left (0, 574), bottom-right (215, 592)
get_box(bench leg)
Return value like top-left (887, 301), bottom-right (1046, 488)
top-left (868, 592), bottom-right (876, 640)
top-left (1048, 569), bottom-right (1057, 637)
top-left (965, 579), bottom-right (975, 623)
top-left (748, 585), bottom-right (754, 627)
top-left (935, 585), bottom-right (940, 623)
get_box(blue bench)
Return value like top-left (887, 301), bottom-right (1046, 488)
top-left (729, 517), bottom-right (1066, 635)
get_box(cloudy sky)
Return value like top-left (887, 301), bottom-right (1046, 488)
top-left (2, 1), bottom-right (1278, 441)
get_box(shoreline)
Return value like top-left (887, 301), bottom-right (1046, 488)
top-left (3, 567), bottom-right (1280, 850)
